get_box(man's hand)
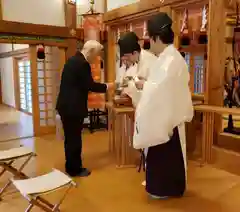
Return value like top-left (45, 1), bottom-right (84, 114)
top-left (106, 82), bottom-right (115, 90)
top-left (135, 80), bottom-right (145, 90)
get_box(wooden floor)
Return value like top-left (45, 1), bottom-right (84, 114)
top-left (0, 132), bottom-right (240, 212)
top-left (0, 104), bottom-right (33, 142)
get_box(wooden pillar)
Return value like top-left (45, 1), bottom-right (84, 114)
top-left (106, 27), bottom-right (116, 100)
top-left (103, 0), bottom-right (108, 12)
top-left (64, 0), bottom-right (77, 59)
top-left (0, 0), bottom-right (2, 20)
top-left (206, 0), bottom-right (225, 138)
top-left (172, 10), bottom-right (180, 48)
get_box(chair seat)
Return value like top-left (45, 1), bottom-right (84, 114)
top-left (0, 147), bottom-right (33, 162)
top-left (12, 169), bottom-right (73, 196)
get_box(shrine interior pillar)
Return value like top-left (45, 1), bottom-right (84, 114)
top-left (64, 0), bottom-right (78, 59)
top-left (207, 0), bottom-right (225, 138)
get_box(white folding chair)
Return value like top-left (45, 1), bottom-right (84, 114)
top-left (12, 169), bottom-right (76, 212)
top-left (0, 146), bottom-right (36, 199)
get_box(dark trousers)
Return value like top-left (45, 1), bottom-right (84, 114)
top-left (60, 114), bottom-right (84, 175)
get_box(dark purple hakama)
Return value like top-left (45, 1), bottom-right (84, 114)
top-left (146, 127), bottom-right (186, 197)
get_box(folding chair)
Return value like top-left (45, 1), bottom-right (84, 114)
top-left (12, 169), bottom-right (76, 212)
top-left (0, 146), bottom-right (36, 199)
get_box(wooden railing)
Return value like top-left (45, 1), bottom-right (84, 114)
top-left (194, 105), bottom-right (240, 164)
top-left (106, 101), bottom-right (240, 168)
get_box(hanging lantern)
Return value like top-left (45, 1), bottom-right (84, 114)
top-left (143, 39), bottom-right (150, 50)
top-left (37, 44), bottom-right (45, 60)
top-left (180, 9), bottom-right (192, 46)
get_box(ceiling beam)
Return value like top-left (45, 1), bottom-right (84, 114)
top-left (0, 20), bottom-right (71, 38)
top-left (103, 0), bottom-right (208, 23)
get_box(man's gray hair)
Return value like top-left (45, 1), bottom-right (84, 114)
top-left (82, 40), bottom-right (103, 53)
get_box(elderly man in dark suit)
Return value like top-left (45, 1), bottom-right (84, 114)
top-left (56, 40), bottom-right (114, 177)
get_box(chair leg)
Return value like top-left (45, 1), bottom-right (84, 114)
top-left (52, 184), bottom-right (73, 211)
top-left (0, 180), bottom-right (12, 198)
top-left (0, 161), bottom-right (14, 177)
top-left (89, 111), bottom-right (94, 133)
top-left (25, 203), bottom-right (34, 212)
top-left (0, 154), bottom-right (34, 199)
top-left (29, 198), bottom-right (53, 212)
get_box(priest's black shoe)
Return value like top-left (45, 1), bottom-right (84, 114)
top-left (67, 168), bottom-right (91, 177)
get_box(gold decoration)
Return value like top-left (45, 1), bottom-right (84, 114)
top-left (70, 29), bottom-right (76, 36)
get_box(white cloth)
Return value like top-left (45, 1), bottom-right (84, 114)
top-left (124, 50), bottom-right (157, 107)
top-left (133, 45), bottom-right (194, 171)
top-left (115, 65), bottom-right (126, 84)
top-left (0, 147), bottom-right (33, 161)
top-left (12, 169), bottom-right (72, 196)
top-left (121, 64), bottom-right (138, 95)
top-left (137, 49), bottom-right (157, 80)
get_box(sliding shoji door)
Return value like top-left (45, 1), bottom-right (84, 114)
top-left (30, 45), bottom-right (65, 136)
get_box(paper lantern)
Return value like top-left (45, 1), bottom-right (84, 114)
top-left (37, 44), bottom-right (45, 60)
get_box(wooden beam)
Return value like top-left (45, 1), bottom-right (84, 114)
top-left (0, 0), bottom-right (2, 20)
top-left (0, 20), bottom-right (71, 38)
top-left (0, 48), bottom-right (28, 58)
top-left (64, 0), bottom-right (77, 28)
top-left (103, 0), bottom-right (208, 24)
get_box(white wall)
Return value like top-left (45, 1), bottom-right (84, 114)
top-left (0, 44), bottom-right (29, 107)
top-left (107, 0), bottom-right (140, 11)
top-left (0, 57), bottom-right (15, 107)
top-left (2, 0), bottom-right (65, 26)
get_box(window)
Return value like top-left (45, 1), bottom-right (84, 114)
top-left (18, 60), bottom-right (32, 114)
top-left (193, 55), bottom-right (204, 94)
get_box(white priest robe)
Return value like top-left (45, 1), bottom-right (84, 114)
top-left (124, 49), bottom-right (157, 106)
top-left (133, 45), bottom-right (193, 197)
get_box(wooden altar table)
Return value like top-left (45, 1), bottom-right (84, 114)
top-left (106, 102), bottom-right (139, 168)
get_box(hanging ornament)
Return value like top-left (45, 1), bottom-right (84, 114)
top-left (37, 44), bottom-right (45, 60)
top-left (143, 21), bottom-right (148, 38)
top-left (198, 5), bottom-right (208, 44)
top-left (117, 28), bottom-right (120, 40)
top-left (180, 9), bottom-right (191, 46)
top-left (129, 23), bottom-right (133, 32)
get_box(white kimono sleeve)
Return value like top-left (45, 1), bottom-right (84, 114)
top-left (123, 80), bottom-right (142, 107)
top-left (133, 58), bottom-right (193, 149)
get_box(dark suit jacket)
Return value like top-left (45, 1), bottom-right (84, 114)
top-left (56, 52), bottom-right (107, 118)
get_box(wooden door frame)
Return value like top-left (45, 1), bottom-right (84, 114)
top-left (13, 51), bottom-right (31, 114)
top-left (0, 73), bottom-right (2, 104)
top-left (29, 45), bottom-right (66, 136)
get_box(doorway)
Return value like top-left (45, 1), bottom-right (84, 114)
top-left (0, 44), bottom-right (34, 142)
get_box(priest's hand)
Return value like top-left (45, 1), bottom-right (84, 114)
top-left (135, 80), bottom-right (145, 90)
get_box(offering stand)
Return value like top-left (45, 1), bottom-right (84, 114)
top-left (106, 102), bottom-right (139, 168)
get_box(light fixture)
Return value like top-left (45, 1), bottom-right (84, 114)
top-left (68, 0), bottom-right (76, 4)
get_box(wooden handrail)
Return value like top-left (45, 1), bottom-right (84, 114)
top-left (192, 93), bottom-right (205, 101)
top-left (194, 105), bottom-right (240, 115)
